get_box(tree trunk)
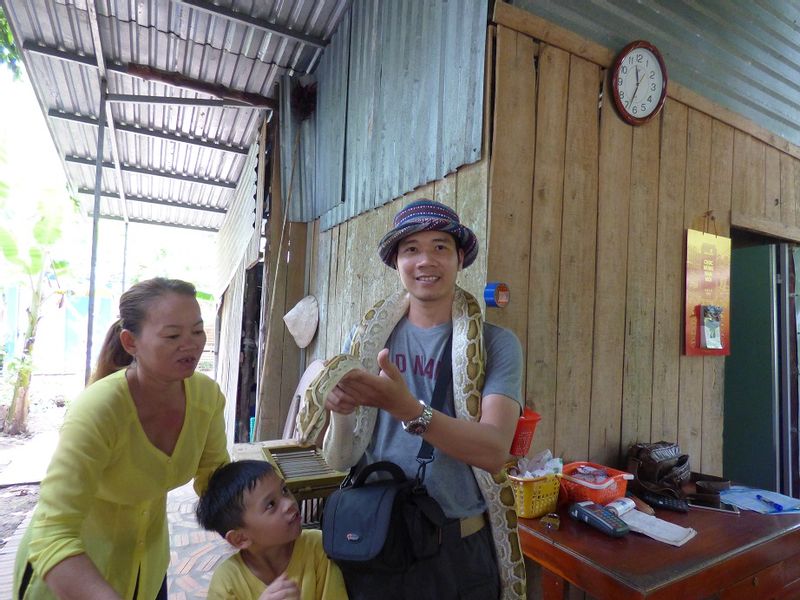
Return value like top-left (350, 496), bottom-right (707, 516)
top-left (6, 364), bottom-right (31, 434)
top-left (4, 273), bottom-right (43, 435)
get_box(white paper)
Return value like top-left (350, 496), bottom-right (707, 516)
top-left (606, 497), bottom-right (636, 517)
top-left (618, 509), bottom-right (697, 547)
top-left (721, 486), bottom-right (800, 514)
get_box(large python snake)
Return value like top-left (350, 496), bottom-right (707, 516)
top-left (295, 287), bottom-right (526, 599)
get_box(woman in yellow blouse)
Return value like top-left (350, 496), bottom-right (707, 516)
top-left (13, 277), bottom-right (230, 600)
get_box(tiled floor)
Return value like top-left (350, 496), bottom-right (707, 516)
top-left (0, 483), bottom-right (234, 600)
top-left (165, 483), bottom-right (235, 599)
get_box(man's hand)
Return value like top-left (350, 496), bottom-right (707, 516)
top-left (325, 349), bottom-right (421, 421)
top-left (258, 573), bottom-right (299, 600)
top-left (324, 380), bottom-right (360, 415)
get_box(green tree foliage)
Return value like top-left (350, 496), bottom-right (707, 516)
top-left (0, 206), bottom-right (70, 434)
top-left (0, 138), bottom-right (75, 434)
top-left (0, 7), bottom-right (21, 80)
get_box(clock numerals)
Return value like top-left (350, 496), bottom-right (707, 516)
top-left (627, 53), bottom-right (649, 66)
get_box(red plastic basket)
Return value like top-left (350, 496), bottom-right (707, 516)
top-left (560, 461), bottom-right (634, 504)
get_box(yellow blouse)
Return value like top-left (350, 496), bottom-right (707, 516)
top-left (14, 369), bottom-right (230, 599)
top-left (207, 529), bottom-right (348, 600)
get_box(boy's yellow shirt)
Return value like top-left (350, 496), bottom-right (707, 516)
top-left (208, 529), bottom-right (348, 599)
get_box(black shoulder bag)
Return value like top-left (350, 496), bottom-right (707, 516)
top-left (321, 337), bottom-right (452, 573)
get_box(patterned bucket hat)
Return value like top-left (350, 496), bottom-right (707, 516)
top-left (377, 199), bottom-right (478, 269)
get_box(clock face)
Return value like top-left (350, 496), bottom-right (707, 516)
top-left (611, 41), bottom-right (668, 125)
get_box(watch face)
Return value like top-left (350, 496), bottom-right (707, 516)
top-left (403, 403), bottom-right (432, 435)
top-left (612, 41), bottom-right (667, 125)
top-left (405, 421), bottom-right (428, 435)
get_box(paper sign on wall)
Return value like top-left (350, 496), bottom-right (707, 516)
top-left (685, 229), bottom-right (731, 356)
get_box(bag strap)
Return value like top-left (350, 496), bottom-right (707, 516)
top-left (416, 334), bottom-right (453, 464)
top-left (351, 460), bottom-right (407, 486)
top-left (411, 487), bottom-right (447, 526)
top-left (343, 335), bottom-right (454, 489)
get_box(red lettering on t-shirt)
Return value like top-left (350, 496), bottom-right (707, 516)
top-left (423, 358), bottom-right (435, 379)
top-left (413, 355), bottom-right (425, 376)
top-left (412, 355), bottom-right (438, 380)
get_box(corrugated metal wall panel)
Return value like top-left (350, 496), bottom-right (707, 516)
top-left (278, 0), bottom-right (486, 229)
top-left (215, 141), bottom-right (260, 296)
top-left (511, 0), bottom-right (800, 148)
top-left (323, 0), bottom-right (487, 229)
top-left (280, 73), bottom-right (318, 223)
top-left (216, 257), bottom-right (246, 450)
top-left (313, 8), bottom-right (349, 217)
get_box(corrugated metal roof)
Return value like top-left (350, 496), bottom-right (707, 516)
top-left (511, 0), bottom-right (800, 149)
top-left (3, 0), bottom-right (350, 231)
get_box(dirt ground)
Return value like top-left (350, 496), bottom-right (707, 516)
top-left (0, 373), bottom-right (76, 550)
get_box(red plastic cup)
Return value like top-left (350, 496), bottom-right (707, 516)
top-left (510, 408), bottom-right (541, 457)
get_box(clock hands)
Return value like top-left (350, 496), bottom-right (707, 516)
top-left (630, 65), bottom-right (643, 104)
top-left (612, 42), bottom-right (667, 124)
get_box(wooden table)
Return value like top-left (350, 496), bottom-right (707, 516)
top-left (519, 505), bottom-right (800, 599)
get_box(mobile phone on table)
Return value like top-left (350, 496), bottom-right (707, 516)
top-left (686, 497), bottom-right (740, 514)
top-left (568, 501), bottom-right (629, 537)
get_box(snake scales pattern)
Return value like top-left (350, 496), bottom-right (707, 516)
top-left (295, 287), bottom-right (526, 599)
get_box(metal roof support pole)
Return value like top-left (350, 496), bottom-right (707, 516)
top-left (85, 87), bottom-right (107, 384)
top-left (122, 221), bottom-right (128, 293)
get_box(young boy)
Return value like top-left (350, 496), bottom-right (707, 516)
top-left (196, 460), bottom-right (348, 600)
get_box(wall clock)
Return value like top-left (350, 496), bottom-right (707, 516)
top-left (611, 40), bottom-right (668, 126)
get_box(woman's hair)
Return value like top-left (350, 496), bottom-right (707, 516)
top-left (196, 460), bottom-right (276, 537)
top-left (89, 277), bottom-right (197, 383)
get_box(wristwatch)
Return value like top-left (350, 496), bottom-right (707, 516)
top-left (402, 400), bottom-right (433, 435)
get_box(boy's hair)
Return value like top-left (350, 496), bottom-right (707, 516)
top-left (196, 460), bottom-right (276, 537)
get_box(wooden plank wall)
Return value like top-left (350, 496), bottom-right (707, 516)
top-left (255, 122), bottom-right (308, 441)
top-left (306, 159), bottom-right (490, 364)
top-left (305, 27), bottom-right (497, 367)
top-left (491, 4), bottom-right (800, 475)
top-left (261, 5), bottom-right (800, 479)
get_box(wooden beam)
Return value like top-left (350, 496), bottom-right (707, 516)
top-left (589, 73), bottom-right (632, 466)
top-left (652, 100), bottom-right (688, 444)
top-left (106, 94), bottom-right (260, 109)
top-left (48, 109), bottom-right (248, 155)
top-left (89, 213), bottom-right (219, 232)
top-left (493, 2), bottom-right (614, 66)
top-left (175, 0), bottom-right (327, 49)
top-left (125, 64), bottom-right (277, 110)
top-left (525, 43), bottom-right (569, 458)
top-left (486, 26), bottom-right (537, 362)
top-left (65, 155), bottom-right (237, 189)
top-left (22, 42), bottom-right (277, 111)
top-left (731, 213), bottom-right (800, 243)
top-left (77, 188), bottom-right (227, 214)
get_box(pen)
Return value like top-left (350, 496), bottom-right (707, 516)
top-left (756, 494), bottom-right (784, 512)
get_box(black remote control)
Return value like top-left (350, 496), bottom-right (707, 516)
top-left (639, 490), bottom-right (689, 512)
